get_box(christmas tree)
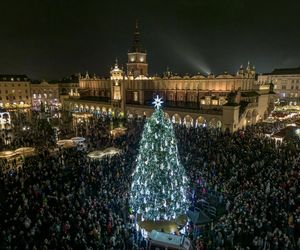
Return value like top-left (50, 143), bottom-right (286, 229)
top-left (130, 96), bottom-right (189, 221)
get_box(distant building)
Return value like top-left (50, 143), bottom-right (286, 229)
top-left (0, 73), bottom-right (81, 115)
top-left (258, 66), bottom-right (300, 105)
top-left (30, 80), bottom-right (60, 111)
top-left (53, 74), bottom-right (80, 108)
top-left (55, 74), bottom-right (80, 96)
top-left (63, 23), bottom-right (274, 132)
top-left (0, 74), bottom-right (31, 111)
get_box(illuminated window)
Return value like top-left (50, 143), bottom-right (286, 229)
top-left (134, 92), bottom-right (138, 101)
top-left (205, 96), bottom-right (211, 105)
top-left (33, 94), bottom-right (36, 99)
top-left (12, 89), bottom-right (15, 93)
top-left (200, 99), bottom-right (205, 105)
top-left (212, 99), bottom-right (218, 105)
top-left (113, 86), bottom-right (121, 100)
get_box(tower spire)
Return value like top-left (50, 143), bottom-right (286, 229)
top-left (130, 20), bottom-right (144, 53)
top-left (135, 19), bottom-right (139, 29)
top-left (127, 20), bottom-right (148, 77)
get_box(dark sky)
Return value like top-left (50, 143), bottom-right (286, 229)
top-left (1, 0), bottom-right (300, 80)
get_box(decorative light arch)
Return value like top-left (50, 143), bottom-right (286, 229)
top-left (172, 114), bottom-right (182, 124)
top-left (183, 115), bottom-right (193, 127)
top-left (195, 116), bottom-right (206, 127)
top-left (208, 118), bottom-right (219, 128)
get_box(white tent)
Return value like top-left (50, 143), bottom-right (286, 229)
top-left (70, 137), bottom-right (86, 144)
top-left (87, 147), bottom-right (121, 160)
top-left (57, 140), bottom-right (76, 148)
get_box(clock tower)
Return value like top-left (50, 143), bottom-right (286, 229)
top-left (127, 20), bottom-right (148, 78)
top-left (110, 59), bottom-right (125, 117)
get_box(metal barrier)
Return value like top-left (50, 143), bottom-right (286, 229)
top-left (197, 199), bottom-right (217, 218)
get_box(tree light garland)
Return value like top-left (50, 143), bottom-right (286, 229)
top-left (130, 97), bottom-right (189, 221)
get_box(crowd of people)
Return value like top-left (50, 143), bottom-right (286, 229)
top-left (0, 117), bottom-right (144, 249)
top-left (175, 123), bottom-right (300, 249)
top-left (0, 113), bottom-right (299, 249)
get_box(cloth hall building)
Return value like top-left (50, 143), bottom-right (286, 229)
top-left (64, 23), bottom-right (275, 132)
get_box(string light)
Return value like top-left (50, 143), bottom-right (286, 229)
top-left (130, 96), bottom-right (189, 221)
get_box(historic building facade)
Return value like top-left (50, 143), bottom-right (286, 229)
top-left (0, 74), bottom-right (78, 115)
top-left (30, 81), bottom-right (60, 111)
top-left (64, 24), bottom-right (274, 132)
top-left (0, 74), bottom-right (31, 110)
top-left (258, 66), bottom-right (300, 105)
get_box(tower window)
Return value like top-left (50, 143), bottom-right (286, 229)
top-left (134, 92), bottom-right (138, 101)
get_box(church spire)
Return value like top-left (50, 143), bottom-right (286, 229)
top-left (130, 19), bottom-right (145, 53)
top-left (127, 20), bottom-right (148, 77)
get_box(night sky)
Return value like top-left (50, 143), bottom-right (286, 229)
top-left (1, 0), bottom-right (300, 80)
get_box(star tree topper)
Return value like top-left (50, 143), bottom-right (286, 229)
top-left (152, 95), bottom-right (163, 109)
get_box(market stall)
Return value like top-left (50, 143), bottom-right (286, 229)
top-left (87, 147), bottom-right (121, 160)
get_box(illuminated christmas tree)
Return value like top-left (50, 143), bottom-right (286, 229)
top-left (130, 96), bottom-right (189, 221)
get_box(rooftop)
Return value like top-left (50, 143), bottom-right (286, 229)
top-left (267, 66), bottom-right (300, 75)
top-left (0, 74), bottom-right (30, 82)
